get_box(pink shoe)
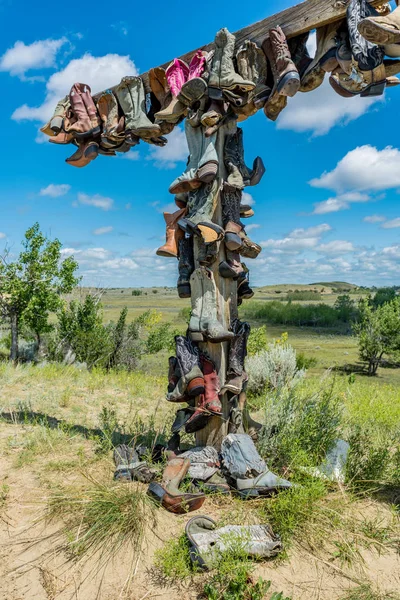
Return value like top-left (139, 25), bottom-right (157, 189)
top-left (188, 51), bottom-right (207, 80)
top-left (166, 58), bottom-right (189, 96)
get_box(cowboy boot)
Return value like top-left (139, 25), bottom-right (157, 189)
top-left (237, 266), bottom-right (254, 304)
top-left (329, 62), bottom-right (386, 97)
top-left (240, 204), bottom-right (255, 218)
top-left (262, 28), bottom-right (300, 122)
top-left (224, 128), bottom-right (265, 188)
top-left (97, 90), bottom-right (125, 148)
top-left (223, 319), bottom-right (251, 394)
top-left (301, 22), bottom-right (343, 92)
top-left (113, 445), bottom-right (157, 483)
top-left (222, 183), bottom-right (243, 250)
top-left (235, 40), bottom-right (270, 118)
top-left (171, 406), bottom-right (195, 434)
top-left (358, 2), bottom-right (400, 45)
top-left (348, 0), bottom-right (385, 71)
top-left (48, 131), bottom-right (74, 145)
top-left (186, 355), bottom-right (222, 432)
top-left (168, 356), bottom-right (180, 393)
top-left (288, 32), bottom-right (313, 78)
top-left (149, 67), bottom-right (172, 112)
top-left (189, 267), bottom-right (234, 343)
top-left (167, 335), bottom-right (205, 401)
top-left (219, 250), bottom-right (244, 279)
top-left (156, 208), bottom-right (186, 258)
top-left (177, 236), bottom-right (195, 298)
top-left (65, 140), bottom-right (99, 168)
top-left (68, 83), bottom-right (101, 138)
top-left (208, 28), bottom-right (255, 98)
top-left (201, 99), bottom-right (226, 128)
top-left (154, 59), bottom-right (189, 123)
top-left (147, 458), bottom-right (205, 514)
top-left (169, 121), bottom-right (218, 194)
top-left (41, 95), bottom-right (70, 135)
top-left (239, 230), bottom-right (262, 259)
top-left (116, 76), bottom-right (161, 141)
top-left (179, 180), bottom-right (224, 244)
top-left (178, 51), bottom-right (208, 106)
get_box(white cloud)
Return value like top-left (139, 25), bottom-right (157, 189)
top-left (363, 215), bottom-right (386, 223)
top-left (242, 192), bottom-right (255, 206)
top-left (245, 224), bottom-right (261, 233)
top-left (39, 183), bottom-right (71, 198)
top-left (147, 126), bottom-right (188, 169)
top-left (0, 38), bottom-right (67, 77)
top-left (277, 78), bottom-right (382, 136)
top-left (312, 192), bottom-right (371, 214)
top-left (12, 53), bottom-right (138, 123)
top-left (260, 223), bottom-right (331, 253)
top-left (93, 226), bottom-right (114, 235)
top-left (316, 240), bottom-right (355, 254)
top-left (122, 150), bottom-right (140, 161)
top-left (381, 217), bottom-right (400, 228)
top-left (310, 145), bottom-right (400, 193)
top-left (0, 232), bottom-right (6, 239)
top-left (290, 224), bottom-right (332, 238)
top-left (76, 193), bottom-right (114, 211)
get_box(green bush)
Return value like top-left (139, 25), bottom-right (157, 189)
top-left (296, 352), bottom-right (317, 370)
top-left (131, 289), bottom-right (142, 296)
top-left (242, 301), bottom-right (341, 328)
top-left (287, 291), bottom-right (322, 301)
top-left (145, 322), bottom-right (180, 354)
top-left (247, 325), bottom-right (268, 356)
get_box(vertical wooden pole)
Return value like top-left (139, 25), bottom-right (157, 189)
top-left (195, 119), bottom-right (239, 450)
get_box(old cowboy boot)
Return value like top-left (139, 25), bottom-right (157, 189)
top-left (347, 0), bottom-right (385, 71)
top-left (237, 266), bottom-right (254, 304)
top-left (40, 95), bottom-right (70, 136)
top-left (67, 83), bottom-right (101, 138)
top-left (189, 267), bottom-right (234, 343)
top-left (224, 128), bottom-right (265, 189)
top-left (288, 32), bottom-right (313, 79)
top-left (149, 67), bottom-right (172, 113)
top-left (177, 236), bottom-right (195, 298)
top-left (240, 204), bottom-right (255, 218)
top-left (116, 76), bottom-right (161, 142)
top-left (65, 140), bottom-right (99, 168)
top-left (208, 28), bottom-right (255, 99)
top-left (219, 250), bottom-right (243, 279)
top-left (167, 335), bottom-right (205, 401)
top-left (169, 121), bottom-right (218, 194)
top-left (235, 40), bottom-right (270, 118)
top-left (113, 445), bottom-right (157, 483)
top-left (358, 1), bottom-right (400, 45)
top-left (222, 319), bottom-right (250, 395)
top-left (329, 62), bottom-right (386, 97)
top-left (186, 355), bottom-right (222, 433)
top-left (154, 59), bottom-right (189, 123)
top-left (156, 208), bottom-right (186, 258)
top-left (178, 51), bottom-right (208, 107)
top-left (201, 98), bottom-right (226, 128)
top-left (168, 356), bottom-right (180, 393)
top-left (222, 183), bottom-right (243, 251)
top-left (148, 457), bottom-right (205, 514)
top-left (179, 180), bottom-right (224, 244)
top-left (97, 90), bottom-right (125, 148)
top-left (301, 22), bottom-right (343, 92)
top-left (239, 230), bottom-right (262, 259)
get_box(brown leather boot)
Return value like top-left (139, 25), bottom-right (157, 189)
top-left (148, 458), bottom-right (205, 514)
top-left (263, 27), bottom-right (300, 122)
top-left (156, 208), bottom-right (186, 258)
top-left (68, 83), bottom-right (101, 139)
top-left (65, 140), bottom-right (99, 168)
top-left (186, 356), bottom-right (222, 432)
top-left (358, 4), bottom-right (400, 44)
top-left (49, 132), bottom-right (74, 145)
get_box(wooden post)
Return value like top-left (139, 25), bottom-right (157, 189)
top-left (194, 120), bottom-right (239, 450)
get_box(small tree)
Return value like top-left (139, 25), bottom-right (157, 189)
top-left (0, 223), bottom-right (79, 361)
top-left (334, 294), bottom-right (357, 322)
top-left (353, 297), bottom-right (400, 375)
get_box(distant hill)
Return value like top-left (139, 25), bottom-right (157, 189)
top-left (309, 281), bottom-right (359, 291)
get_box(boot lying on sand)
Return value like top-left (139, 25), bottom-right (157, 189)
top-left (113, 444), bottom-right (157, 483)
top-left (186, 516), bottom-right (282, 570)
top-left (147, 457), bottom-right (205, 514)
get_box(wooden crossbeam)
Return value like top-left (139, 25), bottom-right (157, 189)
top-left (93, 0), bottom-right (384, 98)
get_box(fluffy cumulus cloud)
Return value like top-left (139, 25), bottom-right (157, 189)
top-left (260, 223), bottom-right (331, 253)
top-left (316, 240), bottom-right (355, 254)
top-left (312, 192), bottom-right (371, 215)
top-left (0, 38), bottom-right (67, 77)
top-left (381, 217), bottom-right (400, 229)
top-left (75, 193), bottom-right (114, 211)
top-left (93, 226), bottom-right (113, 235)
top-left (147, 126), bottom-right (188, 169)
top-left (12, 53), bottom-right (138, 123)
top-left (39, 183), bottom-right (71, 197)
top-left (310, 145), bottom-right (400, 193)
top-left (277, 79), bottom-right (382, 137)
top-left (242, 192), bottom-right (255, 206)
top-left (363, 215), bottom-right (386, 223)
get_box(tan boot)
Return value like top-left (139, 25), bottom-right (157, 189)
top-left (301, 22), bottom-right (342, 92)
top-left (156, 208), bottom-right (186, 258)
top-left (65, 140), bottom-right (98, 168)
top-left (329, 63), bottom-right (386, 97)
top-left (358, 5), bottom-right (400, 44)
top-left (148, 457), bottom-right (205, 514)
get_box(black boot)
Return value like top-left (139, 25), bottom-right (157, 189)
top-left (224, 128), bottom-right (265, 188)
top-left (222, 183), bottom-right (243, 251)
top-left (177, 236), bottom-right (194, 298)
top-left (169, 335), bottom-right (205, 399)
top-left (347, 0), bottom-right (385, 71)
top-left (288, 32), bottom-right (313, 78)
top-left (237, 266), bottom-right (254, 303)
top-left (223, 319), bottom-right (251, 394)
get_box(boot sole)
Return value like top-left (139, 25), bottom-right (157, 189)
top-left (132, 126), bottom-right (161, 138)
top-left (197, 223), bottom-right (224, 244)
top-left (358, 20), bottom-right (400, 45)
top-left (197, 162), bottom-right (218, 183)
top-left (156, 249), bottom-right (178, 258)
top-left (177, 284), bottom-right (191, 298)
top-left (277, 71), bottom-right (301, 97)
top-left (225, 232), bottom-right (243, 251)
top-left (179, 78), bottom-right (207, 105)
top-left (187, 377), bottom-right (205, 397)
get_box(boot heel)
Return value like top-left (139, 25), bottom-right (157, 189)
top-left (225, 232), bottom-right (242, 251)
top-left (360, 81), bottom-right (385, 97)
top-left (189, 331), bottom-right (204, 342)
top-left (277, 71), bottom-right (300, 97)
top-left (50, 116), bottom-right (63, 134)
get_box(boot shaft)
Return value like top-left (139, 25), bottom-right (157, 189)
top-left (166, 59), bottom-right (189, 96)
top-left (229, 319), bottom-right (251, 375)
top-left (162, 457), bottom-right (190, 494)
top-left (267, 27), bottom-right (296, 80)
top-left (178, 236), bottom-right (195, 279)
top-left (97, 90), bottom-right (119, 133)
top-left (222, 182), bottom-right (242, 227)
top-left (175, 335), bottom-right (202, 376)
top-left (69, 83), bottom-right (92, 131)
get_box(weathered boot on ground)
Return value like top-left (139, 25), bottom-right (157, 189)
top-left (169, 121), bottom-right (218, 194)
top-left (167, 335), bottom-right (205, 401)
top-left (262, 27), bottom-right (300, 122)
top-left (68, 83), bottom-right (101, 138)
top-left (235, 40), bottom-right (270, 118)
top-left (301, 22), bottom-right (342, 92)
top-left (154, 59), bottom-right (189, 123)
top-left (113, 444), bottom-right (157, 483)
top-left (97, 90), bottom-right (125, 148)
top-left (148, 457), bottom-right (206, 514)
top-left (65, 140), bottom-right (99, 168)
top-left (208, 28), bottom-right (255, 98)
top-left (222, 184), bottom-right (243, 250)
top-left (189, 267), bottom-right (234, 343)
top-left (186, 516), bottom-right (282, 570)
top-left (116, 76), bottom-right (161, 141)
top-left (223, 319), bottom-right (250, 395)
top-left (156, 208), bottom-right (186, 258)
top-left (177, 236), bottom-right (195, 298)
top-left (236, 469), bottom-right (293, 497)
top-left (224, 128), bottom-right (265, 189)
top-left (348, 0), bottom-right (385, 71)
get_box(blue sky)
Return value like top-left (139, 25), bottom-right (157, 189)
top-left (1, 0), bottom-right (399, 288)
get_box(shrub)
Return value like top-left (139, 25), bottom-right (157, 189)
top-left (247, 325), bottom-right (268, 356)
top-left (131, 289), bottom-right (142, 296)
top-left (242, 301), bottom-right (341, 328)
top-left (246, 341), bottom-right (305, 396)
top-left (296, 352), bottom-right (317, 370)
top-left (145, 322), bottom-right (180, 354)
top-left (287, 291), bottom-right (322, 301)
